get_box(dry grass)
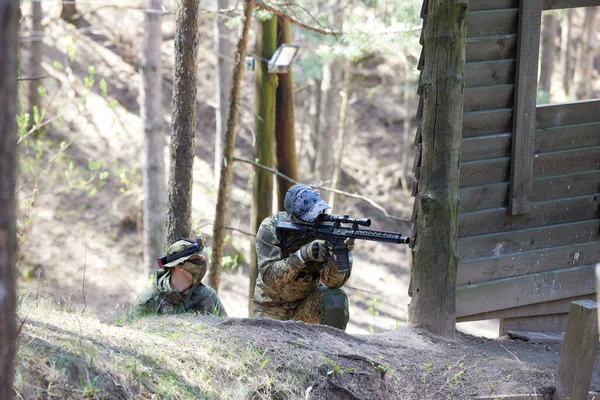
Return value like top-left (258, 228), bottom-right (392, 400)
top-left (16, 298), bottom-right (588, 400)
top-left (15, 301), bottom-right (316, 399)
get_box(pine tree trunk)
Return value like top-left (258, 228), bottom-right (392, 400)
top-left (60, 0), bottom-right (78, 23)
top-left (408, 0), bottom-right (467, 337)
top-left (207, 0), bottom-right (254, 291)
top-left (560, 10), bottom-right (573, 98)
top-left (29, 0), bottom-right (42, 121)
top-left (141, 0), bottom-right (166, 273)
top-left (309, 78), bottom-right (322, 176)
top-left (314, 59), bottom-right (342, 185)
top-left (539, 13), bottom-right (556, 97)
top-left (575, 8), bottom-right (597, 100)
top-left (248, 16), bottom-right (277, 313)
top-left (213, 0), bottom-right (232, 186)
top-left (0, 0), bottom-right (19, 396)
top-left (166, 0), bottom-right (200, 245)
top-left (328, 59), bottom-right (352, 210)
top-left (274, 17), bottom-right (298, 211)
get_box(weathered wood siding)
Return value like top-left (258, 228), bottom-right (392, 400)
top-left (413, 0), bottom-right (600, 328)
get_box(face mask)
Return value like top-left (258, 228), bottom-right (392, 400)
top-left (181, 259), bottom-right (207, 284)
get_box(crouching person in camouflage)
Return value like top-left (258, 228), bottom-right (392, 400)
top-left (133, 238), bottom-right (227, 316)
top-left (252, 184), bottom-right (353, 330)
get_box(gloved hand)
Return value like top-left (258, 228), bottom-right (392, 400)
top-left (299, 240), bottom-right (331, 263)
top-left (344, 237), bottom-right (355, 252)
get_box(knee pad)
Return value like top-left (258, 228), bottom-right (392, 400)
top-left (318, 289), bottom-right (349, 330)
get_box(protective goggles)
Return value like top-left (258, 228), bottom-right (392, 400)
top-left (156, 238), bottom-right (204, 269)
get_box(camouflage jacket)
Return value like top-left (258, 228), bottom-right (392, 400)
top-left (133, 269), bottom-right (227, 316)
top-left (252, 212), bottom-right (351, 318)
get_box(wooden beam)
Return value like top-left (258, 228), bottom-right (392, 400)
top-left (460, 145), bottom-right (600, 187)
top-left (467, 34), bottom-right (517, 62)
top-left (458, 219), bottom-right (600, 260)
top-left (463, 84), bottom-right (514, 112)
top-left (509, 0), bottom-right (542, 215)
top-left (457, 241), bottom-right (600, 285)
top-left (462, 121), bottom-right (600, 162)
top-left (463, 108), bottom-right (513, 137)
top-left (465, 59), bottom-right (516, 87)
top-left (457, 294), bottom-right (596, 322)
top-left (501, 313), bottom-right (569, 334)
top-left (460, 170), bottom-right (600, 212)
top-left (542, 0), bottom-right (600, 10)
top-left (456, 265), bottom-right (597, 317)
top-left (468, 0), bottom-right (518, 11)
top-left (555, 300), bottom-right (599, 400)
top-left (536, 99), bottom-right (600, 129)
top-left (459, 193), bottom-right (600, 237)
top-left (467, 9), bottom-right (519, 38)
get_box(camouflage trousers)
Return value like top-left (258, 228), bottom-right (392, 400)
top-left (253, 284), bottom-right (349, 330)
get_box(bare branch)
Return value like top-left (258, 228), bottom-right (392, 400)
top-left (233, 157), bottom-right (411, 222)
top-left (256, 1), bottom-right (340, 35)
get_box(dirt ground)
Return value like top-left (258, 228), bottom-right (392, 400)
top-left (13, 3), bottom-right (600, 398)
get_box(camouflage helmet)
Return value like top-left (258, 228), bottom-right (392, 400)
top-left (284, 184), bottom-right (330, 222)
top-left (160, 239), bottom-right (203, 268)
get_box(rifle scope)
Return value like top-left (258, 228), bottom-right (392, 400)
top-left (320, 214), bottom-right (371, 227)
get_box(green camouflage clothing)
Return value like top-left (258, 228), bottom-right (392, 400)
top-left (252, 212), bottom-right (351, 324)
top-left (133, 269), bottom-right (227, 316)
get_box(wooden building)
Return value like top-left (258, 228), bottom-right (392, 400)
top-left (412, 0), bottom-right (600, 334)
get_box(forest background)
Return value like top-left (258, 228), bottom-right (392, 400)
top-left (13, 0), bottom-right (600, 337)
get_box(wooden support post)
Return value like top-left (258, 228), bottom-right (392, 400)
top-left (555, 300), bottom-right (599, 400)
top-left (508, 0), bottom-right (541, 215)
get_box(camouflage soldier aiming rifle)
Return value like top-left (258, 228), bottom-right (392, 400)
top-left (252, 184), bottom-right (354, 330)
top-left (134, 238), bottom-right (227, 316)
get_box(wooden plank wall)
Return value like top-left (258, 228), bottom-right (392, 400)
top-left (412, 0), bottom-right (600, 328)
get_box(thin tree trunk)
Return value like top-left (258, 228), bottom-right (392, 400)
top-left (328, 59), bottom-right (352, 211)
top-left (29, 0), bottom-right (42, 122)
top-left (560, 10), bottom-right (573, 98)
top-left (408, 0), bottom-right (467, 337)
top-left (248, 16), bottom-right (277, 313)
top-left (539, 13), bottom-right (556, 97)
top-left (141, 0), bottom-right (166, 273)
top-left (314, 60), bottom-right (342, 185)
top-left (575, 8), bottom-right (597, 100)
top-left (207, 0), bottom-right (254, 291)
top-left (60, 0), bottom-right (78, 23)
top-left (309, 78), bottom-right (322, 176)
top-left (213, 0), bottom-right (232, 186)
top-left (275, 16), bottom-right (298, 211)
top-left (0, 0), bottom-right (19, 396)
top-left (166, 0), bottom-right (200, 245)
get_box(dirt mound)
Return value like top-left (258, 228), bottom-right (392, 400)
top-left (16, 304), bottom-right (600, 399)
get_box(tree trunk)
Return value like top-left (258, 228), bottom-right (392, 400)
top-left (309, 78), bottom-right (322, 176)
top-left (29, 0), bottom-right (42, 122)
top-left (141, 0), bottom-right (166, 273)
top-left (207, 0), bottom-right (254, 291)
top-left (574, 8), bottom-right (597, 100)
top-left (248, 16), bottom-right (277, 313)
top-left (408, 0), bottom-right (467, 337)
top-left (0, 0), bottom-right (19, 397)
top-left (314, 60), bottom-right (342, 185)
top-left (328, 59), bottom-right (352, 210)
top-left (560, 10), bottom-right (573, 98)
top-left (213, 0), bottom-right (232, 186)
top-left (166, 0), bottom-right (200, 245)
top-left (539, 13), bottom-right (556, 98)
top-left (274, 16), bottom-right (298, 211)
top-left (60, 0), bottom-right (78, 23)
